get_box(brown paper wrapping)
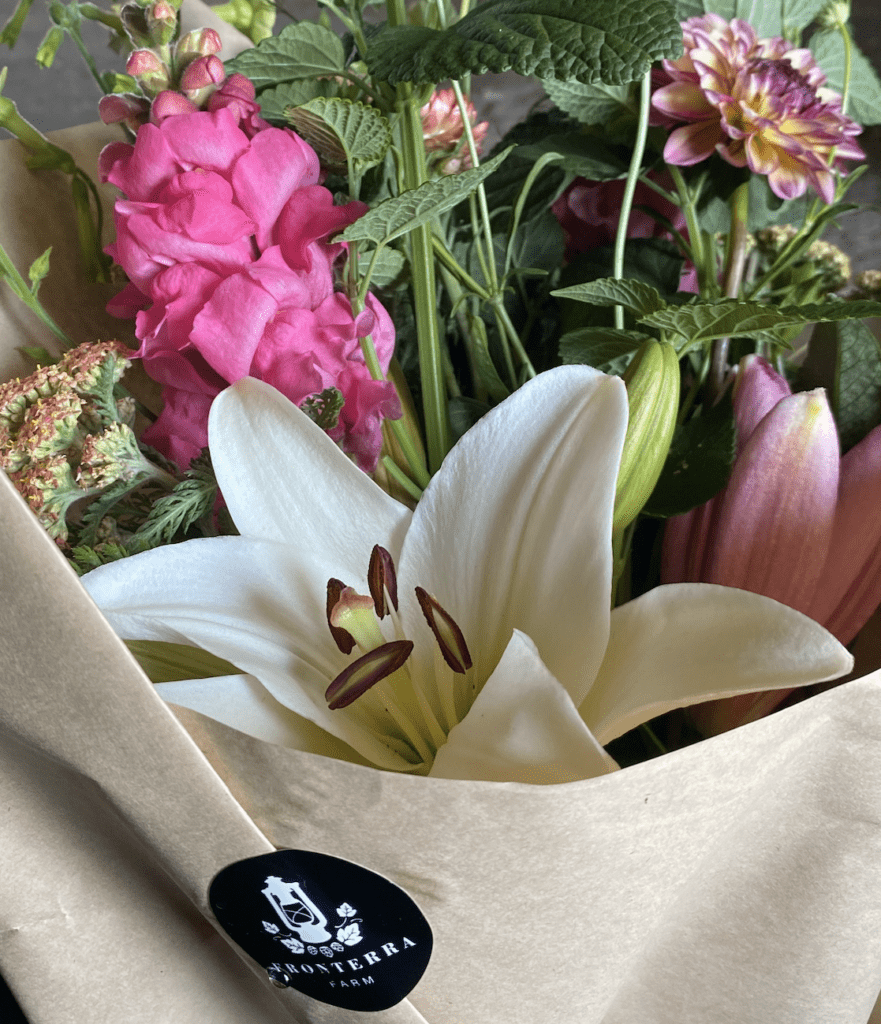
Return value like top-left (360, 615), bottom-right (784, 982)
top-left (2, 17), bottom-right (881, 1021)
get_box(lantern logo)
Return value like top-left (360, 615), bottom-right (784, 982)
top-left (261, 875), bottom-right (363, 956)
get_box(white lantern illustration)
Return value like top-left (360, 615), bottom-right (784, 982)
top-left (261, 875), bottom-right (332, 943)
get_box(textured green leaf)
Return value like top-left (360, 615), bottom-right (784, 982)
top-left (543, 78), bottom-right (633, 126)
top-left (340, 147), bottom-right (513, 246)
top-left (642, 400), bottom-right (737, 518)
top-left (468, 311), bottom-right (510, 401)
top-left (256, 78), bottom-right (338, 122)
top-left (641, 298), bottom-right (881, 350)
top-left (797, 318), bottom-right (881, 453)
top-left (365, 0), bottom-right (682, 87)
top-left (357, 246), bottom-right (406, 288)
top-left (559, 327), bottom-right (651, 373)
top-left (224, 21), bottom-right (346, 89)
top-left (681, 0), bottom-right (827, 37)
top-left (287, 98), bottom-right (392, 171)
top-left (810, 31), bottom-right (881, 125)
top-left (552, 277), bottom-right (667, 317)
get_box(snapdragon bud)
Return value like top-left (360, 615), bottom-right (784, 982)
top-left (146, 0), bottom-right (178, 46)
top-left (126, 49), bottom-right (171, 95)
top-left (180, 54), bottom-right (226, 105)
top-left (174, 27), bottom-right (222, 68)
top-left (612, 340), bottom-right (680, 534)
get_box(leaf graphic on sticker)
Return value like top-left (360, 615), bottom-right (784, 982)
top-left (262, 921), bottom-right (280, 934)
top-left (337, 902), bottom-right (357, 917)
top-left (281, 937), bottom-right (305, 954)
top-left (337, 922), bottom-right (362, 946)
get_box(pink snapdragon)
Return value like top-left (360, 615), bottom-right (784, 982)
top-left (101, 106), bottom-right (399, 471)
top-left (652, 13), bottom-right (864, 202)
top-left (420, 89), bottom-right (488, 173)
top-left (662, 355), bottom-right (881, 731)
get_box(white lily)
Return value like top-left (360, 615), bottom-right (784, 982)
top-left (83, 367), bottom-right (852, 783)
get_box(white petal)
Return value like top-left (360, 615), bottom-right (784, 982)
top-left (581, 583), bottom-right (854, 744)
top-left (83, 536), bottom-right (410, 770)
top-left (209, 378), bottom-right (411, 573)
top-left (430, 630), bottom-right (617, 783)
top-left (157, 673), bottom-right (373, 765)
top-left (400, 366), bottom-right (628, 707)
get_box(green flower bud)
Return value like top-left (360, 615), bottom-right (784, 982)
top-left (613, 340), bottom-right (680, 534)
top-left (35, 26), bottom-right (64, 69)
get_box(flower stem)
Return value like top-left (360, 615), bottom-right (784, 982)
top-left (707, 180), bottom-right (749, 404)
top-left (613, 69), bottom-right (652, 330)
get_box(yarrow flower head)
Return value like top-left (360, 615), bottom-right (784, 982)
top-left (651, 13), bottom-right (864, 202)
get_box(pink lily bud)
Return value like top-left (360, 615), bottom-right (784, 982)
top-left (180, 55), bottom-right (226, 105)
top-left (98, 93), bottom-right (151, 131)
top-left (149, 90), bottom-right (198, 124)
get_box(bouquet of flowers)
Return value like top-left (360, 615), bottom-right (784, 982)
top-left (2, 0), bottom-right (881, 1021)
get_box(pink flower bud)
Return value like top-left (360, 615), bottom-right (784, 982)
top-left (126, 48), bottom-right (166, 77)
top-left (180, 54), bottom-right (225, 94)
top-left (98, 93), bottom-right (151, 131)
top-left (149, 90), bottom-right (198, 124)
top-left (175, 27), bottom-right (222, 60)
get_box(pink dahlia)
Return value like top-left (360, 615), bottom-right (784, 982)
top-left (652, 13), bottom-right (864, 202)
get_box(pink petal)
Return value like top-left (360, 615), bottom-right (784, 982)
top-left (732, 355), bottom-right (792, 452)
top-left (664, 120), bottom-right (724, 165)
top-left (706, 389), bottom-right (839, 615)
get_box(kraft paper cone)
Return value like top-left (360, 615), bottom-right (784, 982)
top-left (2, 24), bottom-right (881, 1023)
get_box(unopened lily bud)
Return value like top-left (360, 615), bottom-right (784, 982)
top-left (180, 54), bottom-right (226, 105)
top-left (126, 49), bottom-right (171, 95)
top-left (613, 340), bottom-right (680, 533)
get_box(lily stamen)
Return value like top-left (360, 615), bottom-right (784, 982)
top-left (325, 640), bottom-right (414, 709)
top-left (415, 587), bottom-right (473, 674)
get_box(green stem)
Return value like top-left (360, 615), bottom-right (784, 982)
top-left (613, 69), bottom-right (652, 330)
top-left (668, 165), bottom-right (709, 293)
top-left (389, 0), bottom-right (450, 472)
top-left (382, 455), bottom-right (423, 501)
top-left (0, 241), bottom-right (73, 347)
top-left (707, 180), bottom-right (749, 404)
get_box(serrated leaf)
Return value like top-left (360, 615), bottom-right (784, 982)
top-left (340, 147), bottom-right (513, 246)
top-left (810, 31), bottom-right (881, 125)
top-left (515, 131), bottom-right (628, 180)
top-left (552, 277), bottom-right (667, 317)
top-left (357, 246), bottom-right (405, 287)
top-left (643, 401), bottom-right (737, 518)
top-left (798, 318), bottom-right (881, 453)
top-left (543, 78), bottom-right (633, 126)
top-left (365, 0), bottom-right (682, 87)
top-left (78, 476), bottom-right (149, 547)
top-left (640, 298), bottom-right (881, 351)
top-left (130, 455), bottom-right (218, 550)
top-left (287, 97), bottom-right (391, 172)
top-left (256, 78), bottom-right (338, 122)
top-left (559, 327), bottom-right (651, 373)
top-left (299, 386), bottom-right (345, 430)
top-left (223, 21), bottom-right (345, 89)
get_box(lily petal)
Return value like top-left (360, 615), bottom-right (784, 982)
top-left (209, 377), bottom-right (411, 568)
top-left (83, 535), bottom-right (411, 770)
top-left (582, 583), bottom-right (852, 743)
top-left (158, 673), bottom-right (372, 764)
top-left (430, 630), bottom-right (617, 783)
top-left (399, 366), bottom-right (628, 708)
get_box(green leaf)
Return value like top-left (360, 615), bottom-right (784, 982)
top-left (130, 453), bottom-right (218, 551)
top-left (448, 396), bottom-right (492, 441)
top-left (78, 476), bottom-right (149, 547)
top-left (559, 327), bottom-right (652, 373)
top-left (552, 277), bottom-right (667, 317)
top-left (810, 31), bottom-right (881, 125)
top-left (340, 147), bottom-right (514, 247)
top-left (357, 246), bottom-right (406, 287)
top-left (640, 298), bottom-right (881, 351)
top-left (27, 246), bottom-right (51, 294)
top-left (543, 78), bottom-right (633, 127)
top-left (563, 239), bottom-right (686, 298)
top-left (256, 78), bottom-right (338, 122)
top-left (299, 387), bottom-right (345, 430)
top-left (642, 400), bottom-right (737, 518)
top-left (223, 21), bottom-right (346, 89)
top-left (515, 131), bottom-right (628, 180)
top-left (467, 311), bottom-right (510, 401)
top-left (681, 0), bottom-right (827, 38)
top-left (286, 97), bottom-right (391, 172)
top-left (365, 0), bottom-right (682, 87)
top-left (797, 318), bottom-right (881, 453)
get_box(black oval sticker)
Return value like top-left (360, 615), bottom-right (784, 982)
top-left (209, 850), bottom-right (433, 1012)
